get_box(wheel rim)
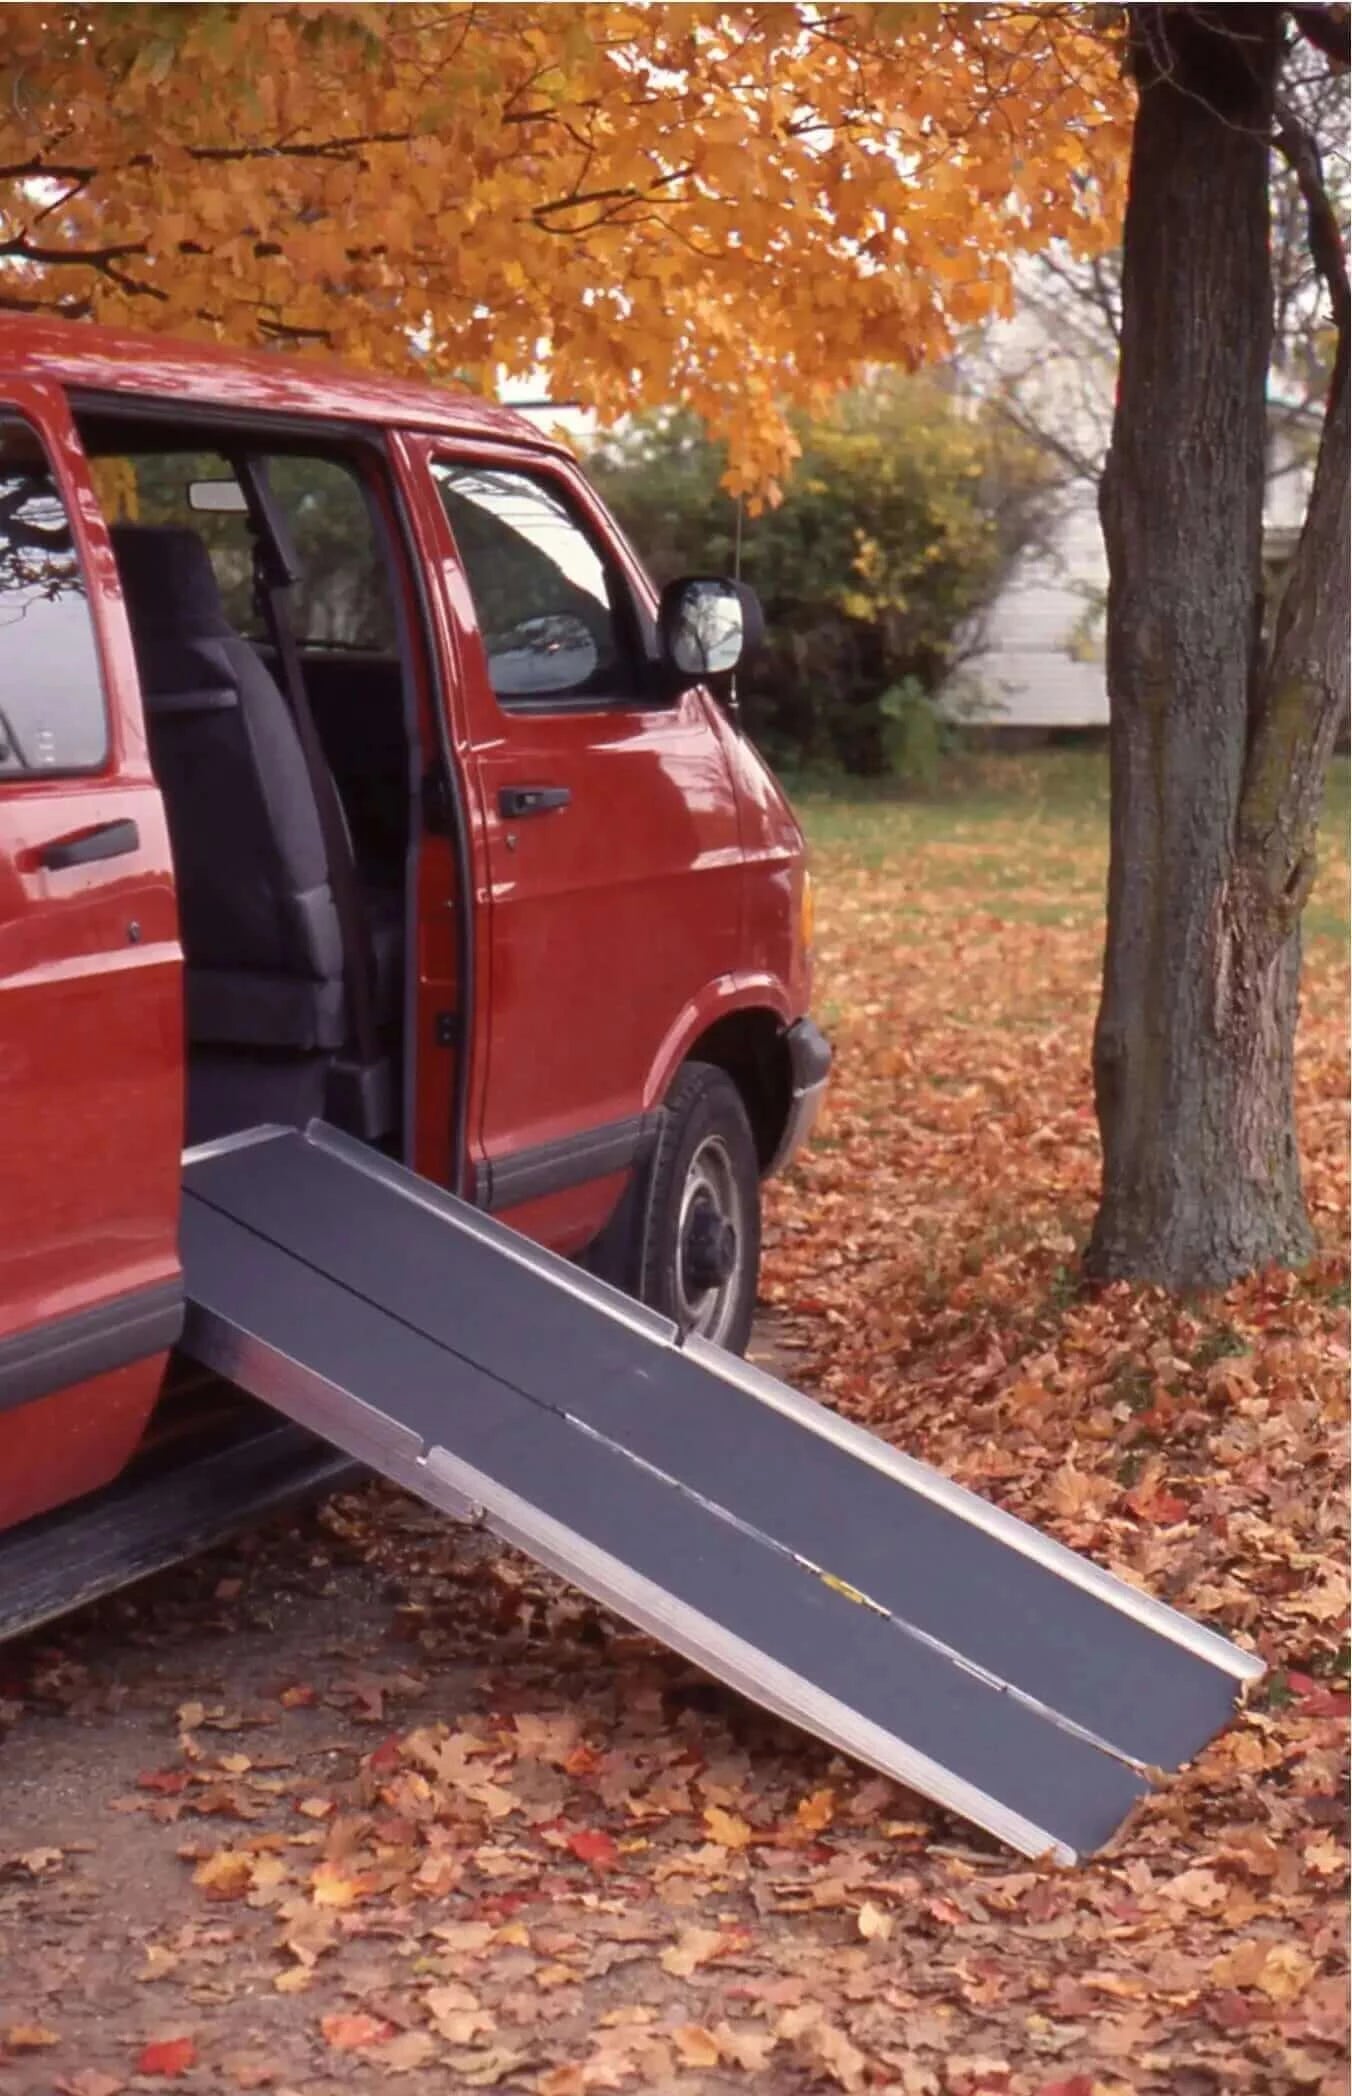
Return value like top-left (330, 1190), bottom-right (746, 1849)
top-left (674, 1134), bottom-right (746, 1345)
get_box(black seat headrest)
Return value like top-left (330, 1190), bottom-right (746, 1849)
top-left (110, 523), bottom-right (236, 642)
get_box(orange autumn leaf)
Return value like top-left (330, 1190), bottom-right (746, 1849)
top-left (794, 1788), bottom-right (836, 1834)
top-left (191, 1850), bottom-right (254, 1901)
top-left (320, 2012), bottom-right (397, 2051)
top-left (309, 1860), bottom-right (366, 1908)
top-left (672, 2025), bottom-right (722, 2068)
top-left (702, 1804), bottom-right (753, 1849)
top-left (3, 2025), bottom-right (60, 2050)
top-left (659, 1925), bottom-right (726, 1979)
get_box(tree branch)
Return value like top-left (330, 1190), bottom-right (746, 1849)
top-left (1238, 61), bottom-right (1351, 909)
top-left (1289, 4), bottom-right (1351, 67)
top-left (1273, 95), bottom-right (1352, 342)
top-left (0, 234), bottom-right (147, 268)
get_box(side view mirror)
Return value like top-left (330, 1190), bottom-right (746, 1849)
top-left (187, 478), bottom-right (248, 515)
top-left (658, 576), bottom-right (764, 685)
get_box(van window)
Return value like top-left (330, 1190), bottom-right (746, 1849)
top-left (103, 453), bottom-right (398, 655)
top-left (271, 457), bottom-right (398, 655)
top-left (0, 417), bottom-right (109, 775)
top-left (433, 463), bottom-right (633, 706)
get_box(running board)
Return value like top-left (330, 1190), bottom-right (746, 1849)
top-left (179, 1122), bottom-right (1263, 1863)
top-left (0, 1415), bottom-right (356, 1644)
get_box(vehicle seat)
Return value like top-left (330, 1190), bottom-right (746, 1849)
top-left (111, 524), bottom-right (399, 1057)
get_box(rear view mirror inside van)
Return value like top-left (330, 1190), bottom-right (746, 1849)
top-left (187, 478), bottom-right (248, 514)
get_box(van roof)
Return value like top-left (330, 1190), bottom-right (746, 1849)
top-left (7, 314), bottom-right (562, 451)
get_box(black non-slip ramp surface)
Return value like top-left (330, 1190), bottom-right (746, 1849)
top-left (179, 1122), bottom-right (1265, 1862)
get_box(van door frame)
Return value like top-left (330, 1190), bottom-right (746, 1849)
top-left (393, 430), bottom-right (747, 1256)
top-left (67, 392), bottom-right (479, 1191)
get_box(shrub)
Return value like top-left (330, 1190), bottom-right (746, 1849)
top-left (588, 375), bottom-right (1051, 779)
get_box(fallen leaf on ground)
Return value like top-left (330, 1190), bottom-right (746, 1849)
top-left (567, 1828), bottom-right (618, 1870)
top-left (1212, 1941), bottom-right (1318, 2002)
top-left (320, 2012), bottom-right (395, 2051)
top-left (136, 2037), bottom-right (197, 2077)
top-left (193, 1848), bottom-right (254, 1900)
top-left (784, 2011), bottom-right (869, 2093)
top-left (384, 2030), bottom-right (438, 2072)
top-left (660, 1925), bottom-right (725, 1978)
top-left (10, 1845), bottom-right (65, 1872)
top-left (703, 1804), bottom-right (753, 1849)
top-left (138, 1944), bottom-right (180, 1982)
top-left (448, 2045), bottom-right (529, 2086)
top-left (712, 2021), bottom-right (778, 2071)
top-left (4, 2024), bottom-right (59, 2050)
top-left (672, 2025), bottom-right (721, 2067)
top-left (309, 1859), bottom-right (365, 1907)
top-left (537, 2069), bottom-right (587, 2096)
top-left (794, 1788), bottom-right (836, 1834)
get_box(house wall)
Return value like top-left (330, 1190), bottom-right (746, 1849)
top-left (945, 282), bottom-right (1318, 732)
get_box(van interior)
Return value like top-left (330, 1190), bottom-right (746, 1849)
top-left (78, 415), bottom-right (426, 1158)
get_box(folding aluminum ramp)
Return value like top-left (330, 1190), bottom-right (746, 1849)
top-left (179, 1122), bottom-right (1263, 1864)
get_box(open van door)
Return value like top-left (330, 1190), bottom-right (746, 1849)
top-left (0, 379), bottom-right (183, 1527)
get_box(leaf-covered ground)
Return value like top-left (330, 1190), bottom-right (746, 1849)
top-left (1, 750), bottom-right (1347, 2096)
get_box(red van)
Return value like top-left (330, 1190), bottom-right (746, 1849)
top-left (0, 331), bottom-right (1263, 1862)
top-left (0, 318), bottom-right (828, 1542)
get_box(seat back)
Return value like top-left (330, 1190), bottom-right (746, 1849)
top-left (112, 523), bottom-right (345, 1051)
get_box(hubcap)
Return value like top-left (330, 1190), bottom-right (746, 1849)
top-left (674, 1135), bottom-right (745, 1345)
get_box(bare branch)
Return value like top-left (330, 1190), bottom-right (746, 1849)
top-left (1273, 94), bottom-right (1352, 341)
top-left (1290, 5), bottom-right (1352, 67)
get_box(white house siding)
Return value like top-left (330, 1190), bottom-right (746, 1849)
top-left (946, 272), bottom-right (1320, 731)
top-left (949, 492), bottom-right (1110, 728)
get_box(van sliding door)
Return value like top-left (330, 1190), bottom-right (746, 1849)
top-left (0, 379), bottom-right (183, 1531)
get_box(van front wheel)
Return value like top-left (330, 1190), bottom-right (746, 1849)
top-left (639, 1063), bottom-right (761, 1355)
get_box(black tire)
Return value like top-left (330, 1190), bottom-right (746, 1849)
top-left (637, 1061), bottom-right (762, 1354)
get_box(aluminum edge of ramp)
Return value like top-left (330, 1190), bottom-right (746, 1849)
top-left (179, 1121), bottom-right (1265, 1865)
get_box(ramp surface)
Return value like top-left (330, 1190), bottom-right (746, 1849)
top-left (180, 1122), bottom-right (1263, 1863)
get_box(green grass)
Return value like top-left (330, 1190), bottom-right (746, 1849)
top-left (788, 745), bottom-right (1349, 945)
top-left (785, 744), bottom-right (1112, 856)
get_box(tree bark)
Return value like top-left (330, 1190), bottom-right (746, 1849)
top-left (1088, 4), bottom-right (1350, 1290)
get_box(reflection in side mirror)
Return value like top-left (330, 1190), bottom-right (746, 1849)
top-left (187, 478), bottom-right (249, 515)
top-left (659, 576), bottom-right (764, 683)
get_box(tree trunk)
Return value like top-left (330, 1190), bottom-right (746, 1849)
top-left (1088, 4), bottom-right (1350, 1290)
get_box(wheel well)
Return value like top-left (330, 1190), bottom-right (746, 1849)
top-left (684, 1010), bottom-right (791, 1173)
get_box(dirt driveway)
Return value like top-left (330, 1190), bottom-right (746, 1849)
top-left (1, 1325), bottom-right (946, 2096)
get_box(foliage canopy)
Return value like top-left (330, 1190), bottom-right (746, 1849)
top-left (0, 3), bottom-right (1129, 493)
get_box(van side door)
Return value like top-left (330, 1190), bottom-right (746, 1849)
top-left (0, 382), bottom-right (183, 1530)
top-left (397, 437), bottom-right (743, 1254)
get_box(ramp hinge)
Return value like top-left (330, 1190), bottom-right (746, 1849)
top-left (434, 1010), bottom-right (461, 1049)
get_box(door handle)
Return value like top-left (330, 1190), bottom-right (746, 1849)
top-left (498, 785), bottom-right (572, 818)
top-left (39, 818), bottom-right (140, 871)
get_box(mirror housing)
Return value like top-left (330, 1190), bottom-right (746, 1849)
top-left (658, 576), bottom-right (764, 688)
